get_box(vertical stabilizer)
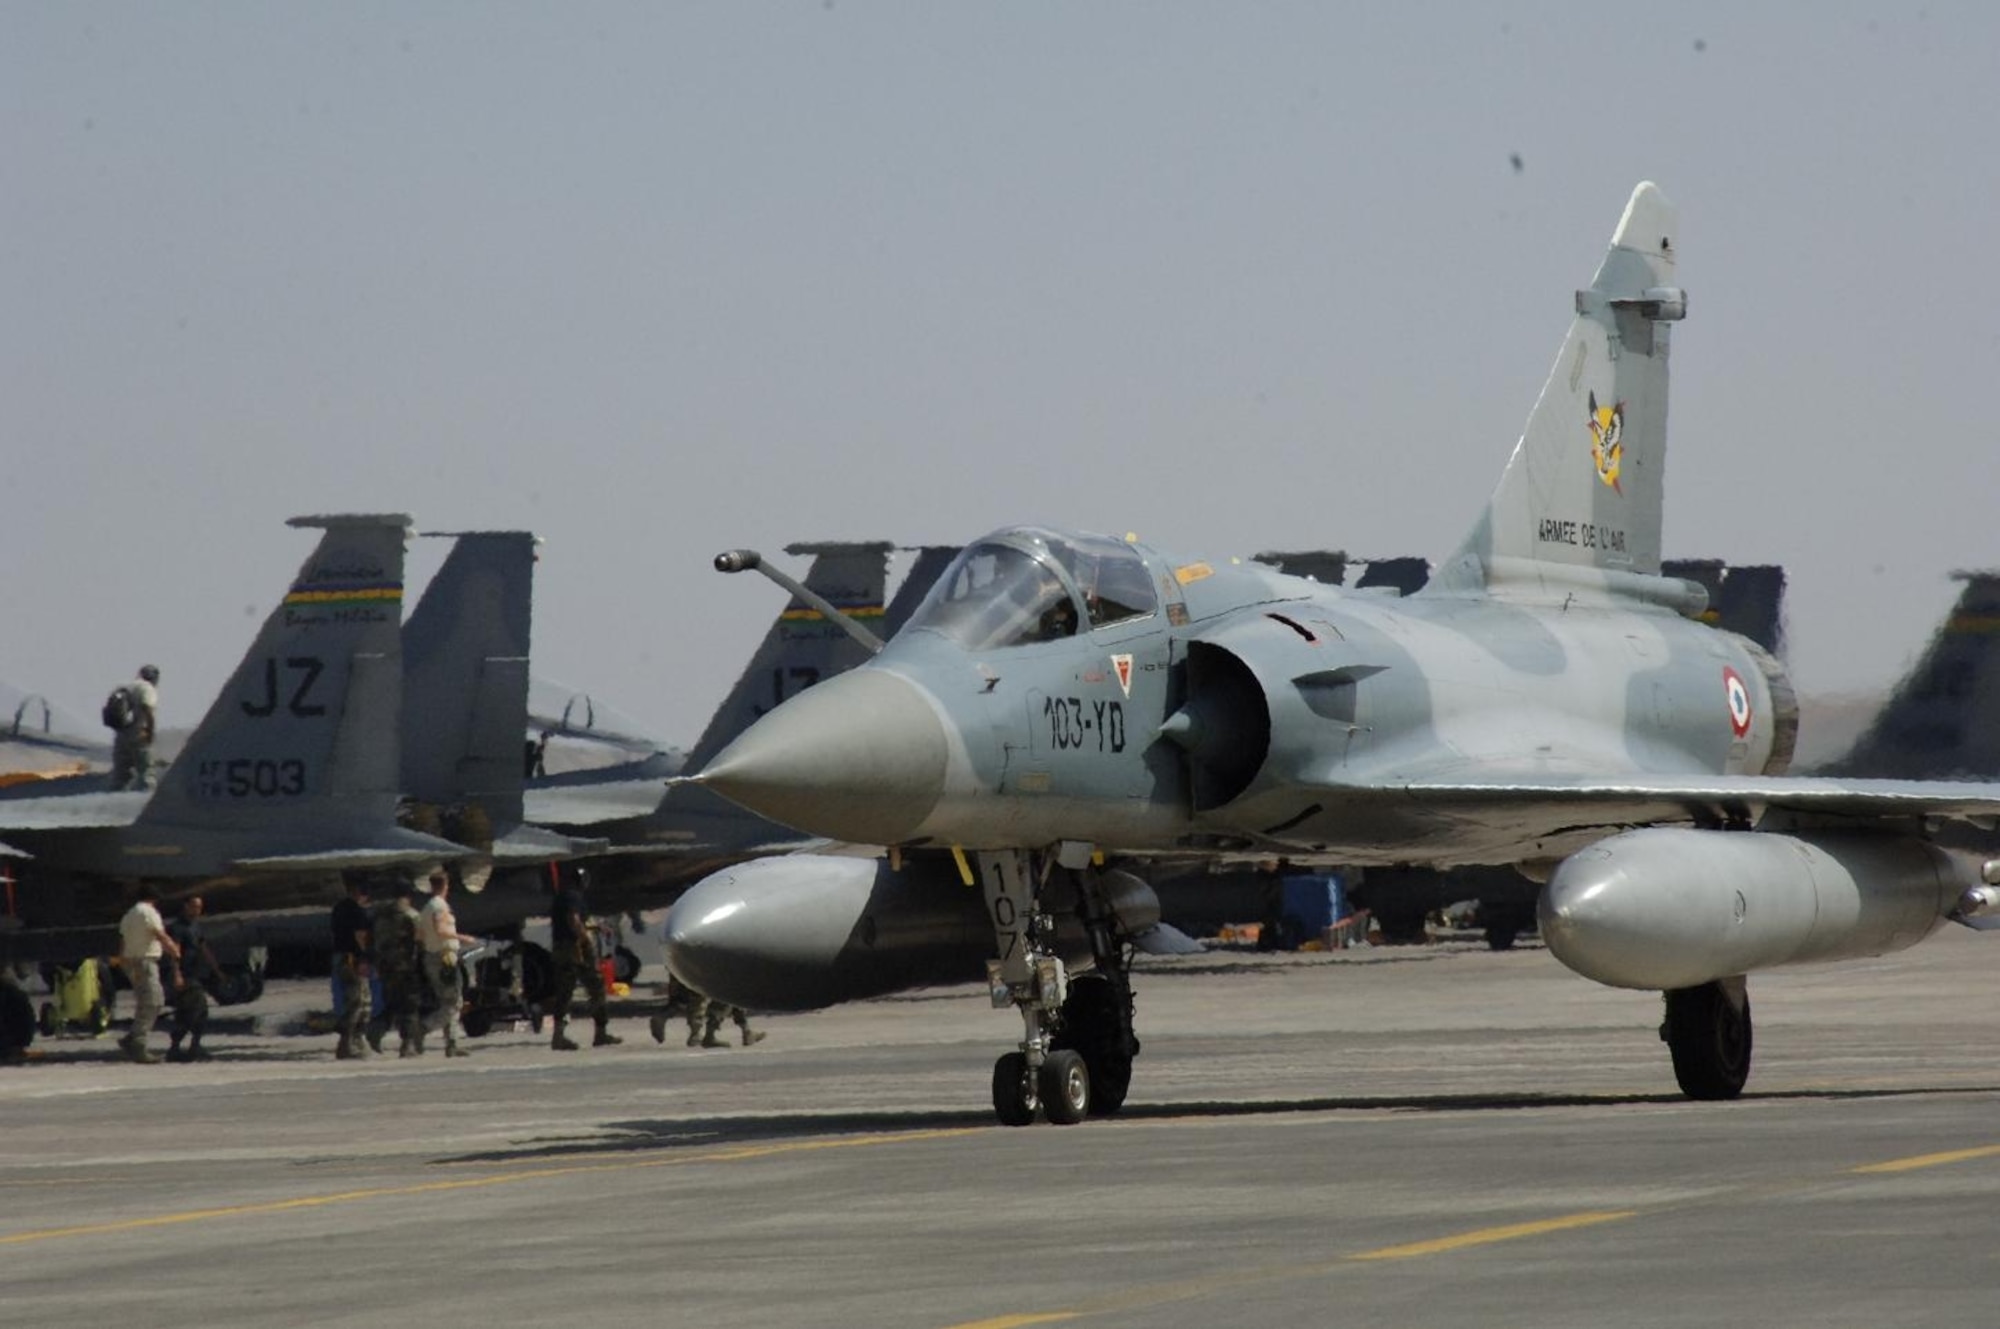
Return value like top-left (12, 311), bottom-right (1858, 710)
top-left (1819, 572), bottom-right (2000, 778)
top-left (137, 515), bottom-right (412, 833)
top-left (1663, 559), bottom-right (1788, 656)
top-left (400, 532), bottom-right (537, 834)
top-left (685, 542), bottom-right (892, 769)
top-left (1435, 182), bottom-right (1684, 591)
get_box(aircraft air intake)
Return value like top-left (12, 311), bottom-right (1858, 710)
top-left (1161, 640), bottom-right (1271, 812)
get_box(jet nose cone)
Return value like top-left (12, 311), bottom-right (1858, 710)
top-left (698, 669), bottom-right (948, 845)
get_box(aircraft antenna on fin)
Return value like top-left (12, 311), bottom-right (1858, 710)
top-left (1432, 182), bottom-right (1684, 597)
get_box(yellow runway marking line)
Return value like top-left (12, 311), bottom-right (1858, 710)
top-left (1852, 1143), bottom-right (2000, 1174)
top-left (937, 1210), bottom-right (1642, 1328)
top-left (1347, 1210), bottom-right (1638, 1260)
top-left (0, 1128), bottom-right (979, 1248)
top-left (940, 1139), bottom-right (2000, 1328)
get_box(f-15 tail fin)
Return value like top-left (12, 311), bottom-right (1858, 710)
top-left (1435, 182), bottom-right (1684, 594)
top-left (883, 545), bottom-right (963, 639)
top-left (685, 542), bottom-right (893, 770)
top-left (400, 531), bottom-right (536, 833)
top-left (1662, 560), bottom-right (1788, 656)
top-left (401, 531), bottom-right (607, 864)
top-left (1818, 572), bottom-right (2000, 779)
top-left (136, 515), bottom-right (422, 847)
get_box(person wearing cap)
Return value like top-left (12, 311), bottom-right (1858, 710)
top-left (108, 664), bottom-right (161, 791)
top-left (417, 869), bottom-right (470, 1057)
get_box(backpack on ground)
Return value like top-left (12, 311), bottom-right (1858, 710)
top-left (101, 686), bottom-right (136, 732)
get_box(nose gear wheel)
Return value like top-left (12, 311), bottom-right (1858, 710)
top-left (976, 849), bottom-right (1142, 1126)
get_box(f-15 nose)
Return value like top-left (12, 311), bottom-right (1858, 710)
top-left (696, 669), bottom-right (948, 845)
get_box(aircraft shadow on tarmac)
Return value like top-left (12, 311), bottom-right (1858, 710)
top-left (6, 1043), bottom-right (338, 1067)
top-left (435, 1083), bottom-right (2000, 1166)
top-left (1130, 952), bottom-right (1513, 979)
top-left (862, 952), bottom-right (1504, 1006)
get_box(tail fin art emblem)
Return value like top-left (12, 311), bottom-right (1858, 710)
top-left (1587, 392), bottom-right (1624, 494)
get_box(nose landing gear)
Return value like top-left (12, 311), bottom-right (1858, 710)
top-left (977, 849), bottom-right (1140, 1126)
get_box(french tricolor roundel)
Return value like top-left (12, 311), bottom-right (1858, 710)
top-left (1722, 666), bottom-right (1753, 738)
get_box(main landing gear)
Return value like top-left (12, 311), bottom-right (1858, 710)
top-left (978, 849), bottom-right (1140, 1127)
top-left (1661, 976), bottom-right (1752, 1100)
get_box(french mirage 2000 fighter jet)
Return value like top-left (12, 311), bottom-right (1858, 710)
top-left (668, 183), bottom-right (2000, 1126)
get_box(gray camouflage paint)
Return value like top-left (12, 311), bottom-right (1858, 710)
top-left (698, 183), bottom-right (2000, 872)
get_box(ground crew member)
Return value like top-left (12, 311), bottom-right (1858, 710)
top-left (417, 869), bottom-right (470, 1057)
top-left (367, 881), bottom-right (425, 1056)
top-left (118, 884), bottom-right (179, 1064)
top-left (684, 988), bottom-right (765, 1049)
top-left (330, 880), bottom-right (372, 1059)
top-left (547, 867), bottom-right (620, 1051)
top-left (165, 895), bottom-right (217, 1062)
top-left (107, 664), bottom-right (161, 791)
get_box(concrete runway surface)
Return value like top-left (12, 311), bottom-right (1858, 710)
top-left (4, 929), bottom-right (1998, 1328)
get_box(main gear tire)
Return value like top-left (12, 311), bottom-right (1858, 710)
top-left (1054, 975), bottom-right (1135, 1116)
top-left (1663, 981), bottom-right (1752, 1100)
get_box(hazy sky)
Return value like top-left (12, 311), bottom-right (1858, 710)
top-left (8, 3), bottom-right (1998, 744)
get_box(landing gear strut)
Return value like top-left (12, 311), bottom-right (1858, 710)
top-left (977, 848), bottom-right (1140, 1126)
top-left (1662, 976), bottom-right (1752, 1100)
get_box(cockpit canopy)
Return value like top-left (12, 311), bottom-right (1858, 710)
top-left (906, 527), bottom-right (1159, 651)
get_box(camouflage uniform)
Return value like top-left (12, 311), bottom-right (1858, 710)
top-left (367, 891), bottom-right (425, 1056)
top-left (547, 876), bottom-right (619, 1050)
top-left (330, 891), bottom-right (371, 1059)
top-left (685, 993), bottom-right (763, 1049)
top-left (165, 911), bottom-right (212, 1061)
top-left (108, 670), bottom-right (159, 791)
